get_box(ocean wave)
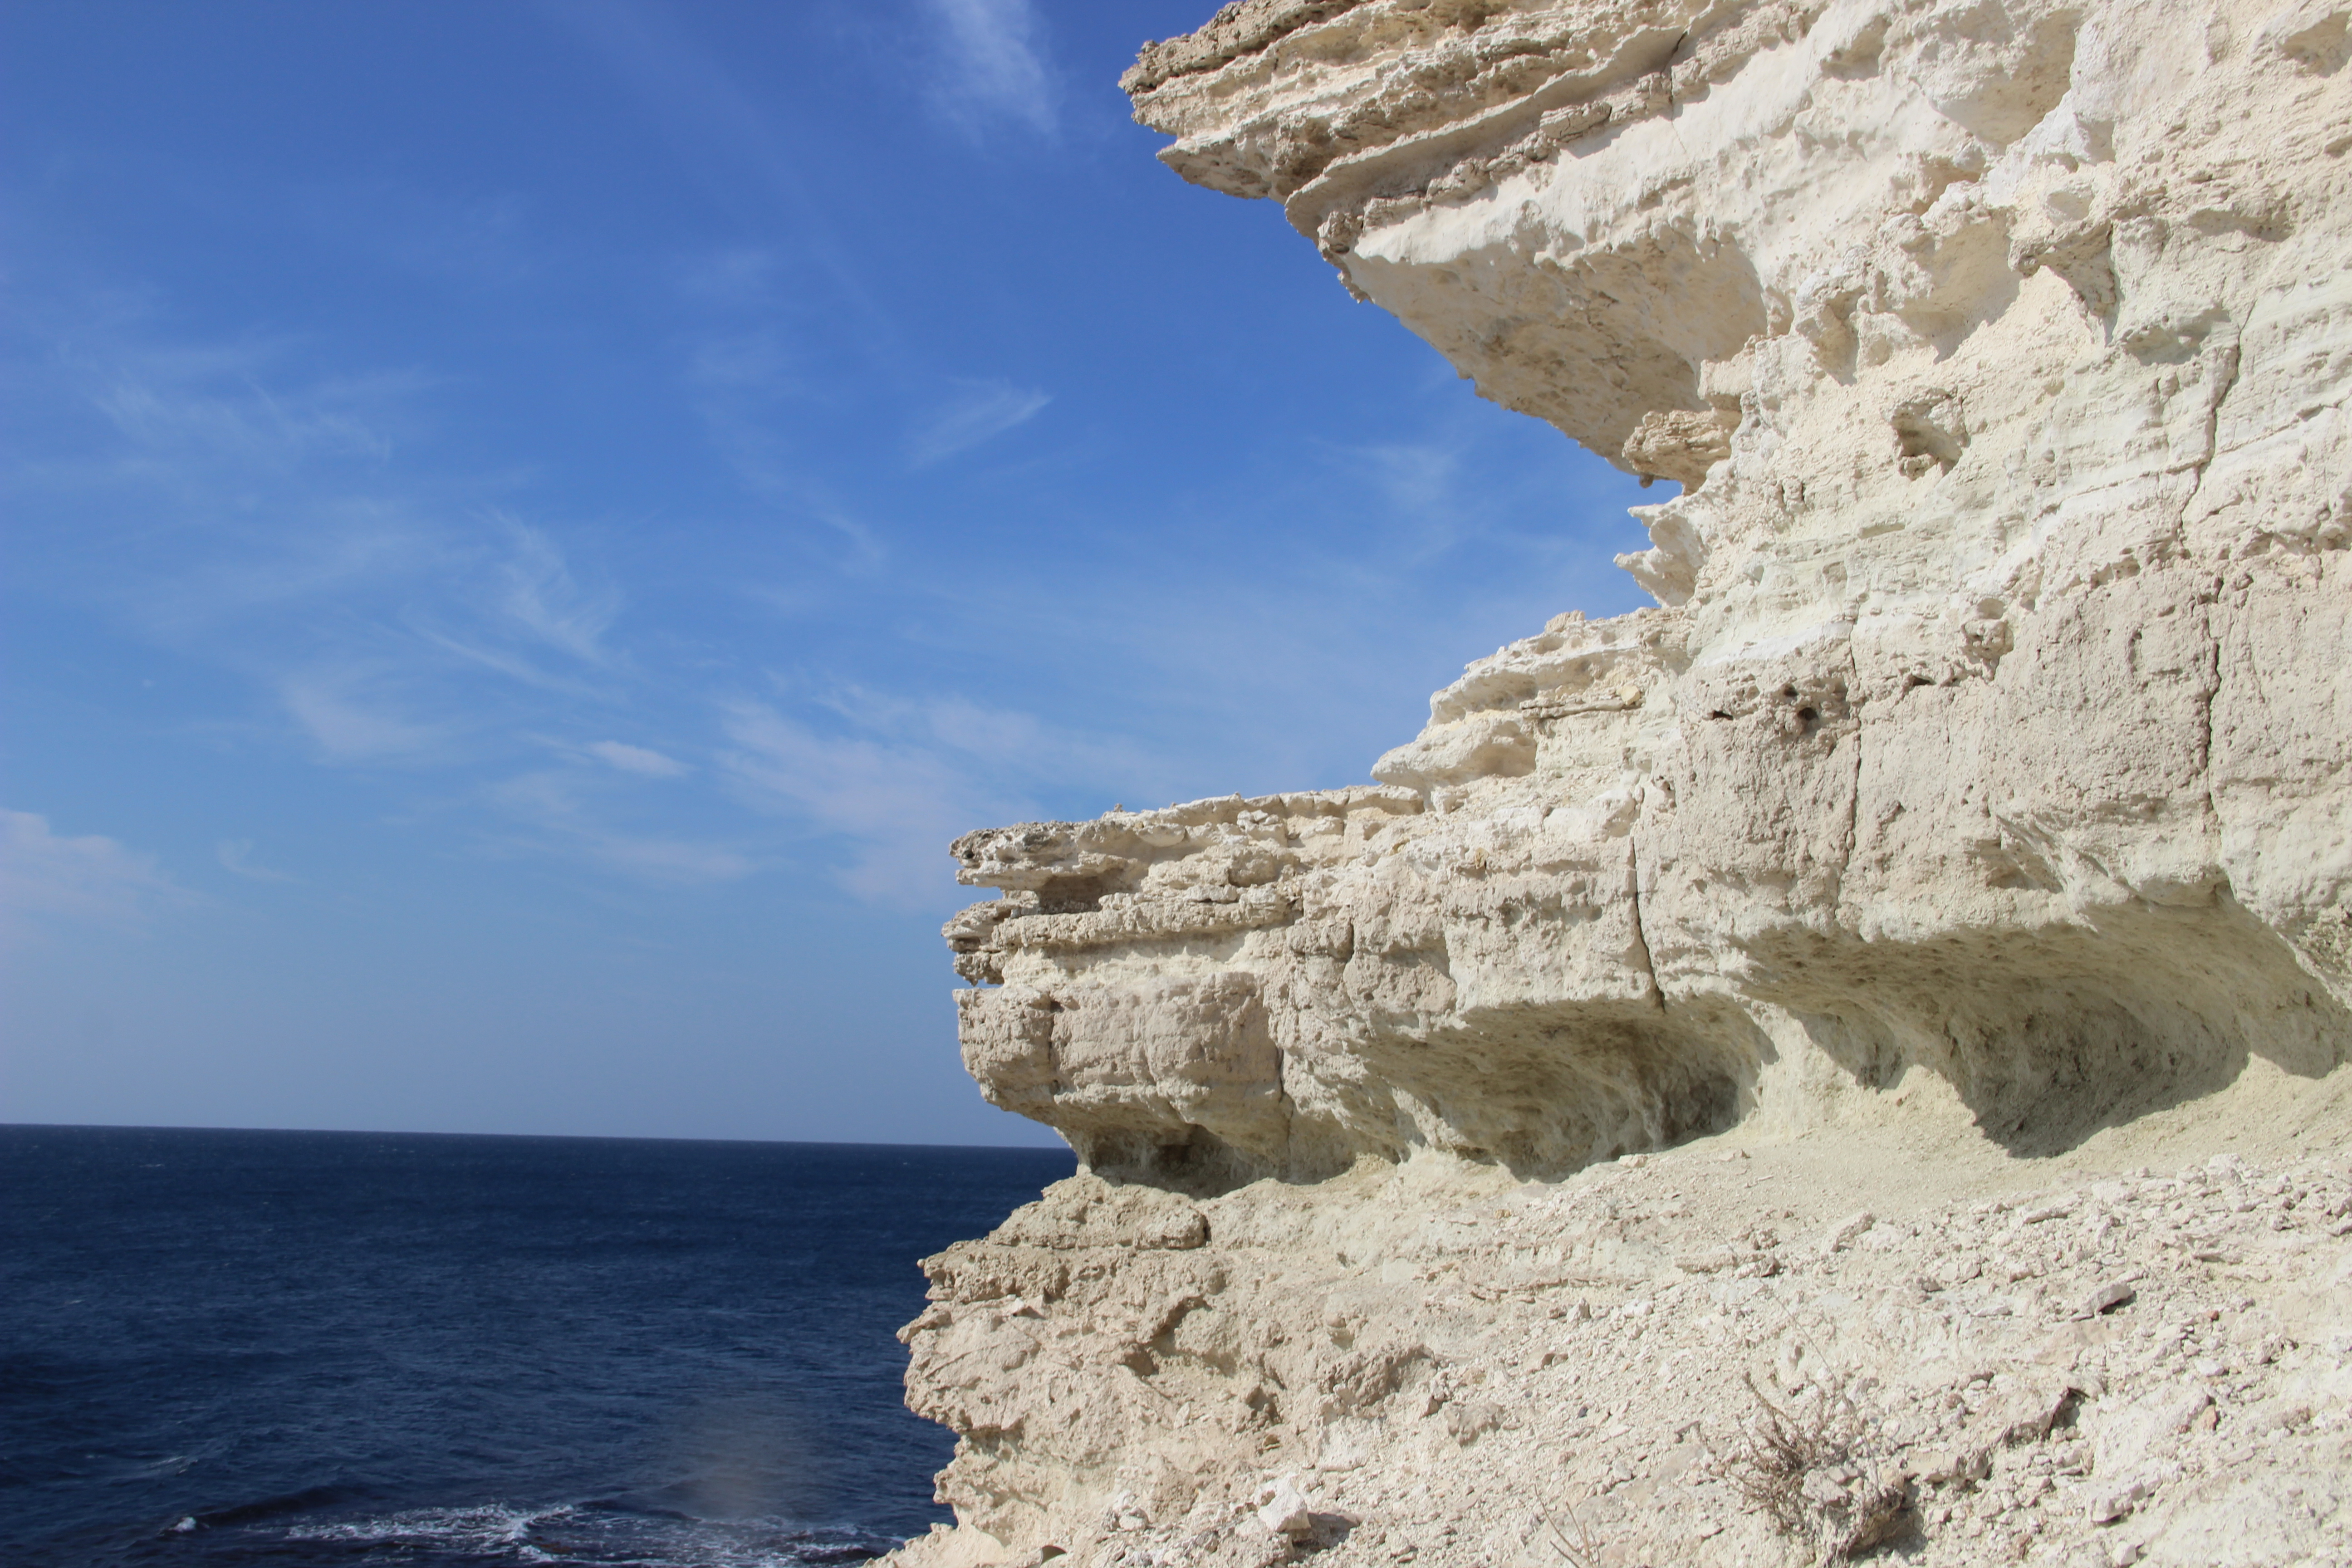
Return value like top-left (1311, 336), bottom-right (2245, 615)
top-left (277, 1499), bottom-right (896, 1565)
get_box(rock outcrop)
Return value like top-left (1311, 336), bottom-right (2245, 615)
top-left (890, 2), bottom-right (2352, 1563)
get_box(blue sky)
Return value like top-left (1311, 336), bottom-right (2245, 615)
top-left (1, 0), bottom-right (1654, 1145)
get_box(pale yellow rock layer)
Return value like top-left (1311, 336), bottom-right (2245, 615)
top-left (889, 2), bottom-right (2352, 1563)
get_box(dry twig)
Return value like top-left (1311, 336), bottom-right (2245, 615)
top-left (1713, 1372), bottom-right (1913, 1562)
top-left (1538, 1495), bottom-right (1602, 1568)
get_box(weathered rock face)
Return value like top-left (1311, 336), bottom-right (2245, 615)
top-left (891, 2), bottom-right (2352, 1564)
top-left (953, 0), bottom-right (2352, 1200)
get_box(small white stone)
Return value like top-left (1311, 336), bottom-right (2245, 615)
top-left (1255, 1475), bottom-right (1314, 1537)
top-left (2083, 1280), bottom-right (2136, 1316)
top-left (1826, 1211), bottom-right (1877, 1252)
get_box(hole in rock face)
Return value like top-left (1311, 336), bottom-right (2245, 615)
top-left (1890, 390), bottom-right (1968, 473)
top-left (1656, 1069), bottom-right (1742, 1147)
top-left (1033, 875), bottom-right (1115, 914)
top-left (2275, 9), bottom-right (2351, 74)
top-left (1079, 1124), bottom-right (1272, 1198)
top-left (1796, 706), bottom-right (1821, 732)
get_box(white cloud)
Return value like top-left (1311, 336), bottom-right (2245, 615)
top-left (89, 356), bottom-right (407, 469)
top-left (822, 686), bottom-right (1157, 783)
top-left (495, 522), bottom-right (619, 664)
top-left (299, 185), bottom-right (537, 291)
top-left (907, 378), bottom-right (1051, 466)
top-left (279, 669), bottom-right (452, 764)
top-left (922, 0), bottom-right (1058, 137)
top-left (665, 303), bottom-right (897, 575)
top-left (129, 505), bottom-right (445, 641)
top-left (216, 839), bottom-right (300, 883)
top-left (407, 625), bottom-right (601, 698)
top-left (720, 701), bottom-right (1009, 905)
top-left (1, 809), bottom-right (189, 929)
top-left (585, 740), bottom-right (690, 778)
top-left (674, 246), bottom-right (782, 312)
top-left (686, 324), bottom-right (798, 394)
top-left (716, 688), bottom-right (1166, 906)
top-left (547, 0), bottom-right (881, 318)
top-left (583, 835), bottom-right (754, 883)
top-left (482, 770), bottom-right (751, 885)
top-left (15, 309), bottom-right (654, 773)
top-left (10, 301), bottom-right (783, 906)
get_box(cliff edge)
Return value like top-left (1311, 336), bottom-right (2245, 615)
top-left (890, 2), bottom-right (2352, 1563)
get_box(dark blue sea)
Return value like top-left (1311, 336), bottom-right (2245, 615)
top-left (0, 1126), bottom-right (1073, 1568)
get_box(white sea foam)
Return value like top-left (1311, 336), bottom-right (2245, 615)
top-left (285, 1503), bottom-right (548, 1549)
top-left (282, 1500), bottom-right (894, 1566)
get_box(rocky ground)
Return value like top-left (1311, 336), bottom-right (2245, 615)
top-left (893, 1065), bottom-right (2352, 1568)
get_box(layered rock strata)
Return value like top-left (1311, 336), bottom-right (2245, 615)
top-left (892, 1), bottom-right (2352, 1563)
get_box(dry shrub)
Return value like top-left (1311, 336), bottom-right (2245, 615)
top-left (1715, 1373), bottom-right (1913, 1562)
top-left (1536, 1497), bottom-right (1601, 1568)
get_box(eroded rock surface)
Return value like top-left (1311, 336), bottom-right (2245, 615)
top-left (888, 1), bottom-right (2352, 1563)
top-left (896, 1133), bottom-right (2352, 1568)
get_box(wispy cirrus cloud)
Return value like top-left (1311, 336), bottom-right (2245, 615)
top-left (8, 294), bottom-right (796, 907)
top-left (920, 0), bottom-right (1058, 137)
top-left (718, 685), bottom-right (1163, 906)
top-left (493, 521), bottom-right (621, 666)
top-left (544, 0), bottom-right (890, 334)
top-left (584, 740), bottom-right (691, 778)
top-left (277, 667), bottom-right (457, 764)
top-left (13, 306), bottom-right (645, 769)
top-left (1, 809), bottom-right (191, 932)
top-left (720, 700), bottom-right (997, 906)
top-left (906, 377), bottom-right (1050, 466)
top-left (216, 839), bottom-right (300, 883)
top-left (665, 265), bottom-right (901, 577)
top-left (86, 356), bottom-right (412, 472)
top-left (817, 687), bottom-right (1157, 784)
top-left (482, 770), bottom-right (752, 884)
top-left (675, 394), bottom-right (893, 576)
top-left (296, 184), bottom-right (539, 292)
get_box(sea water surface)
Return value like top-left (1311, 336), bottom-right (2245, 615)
top-left (1, 1126), bottom-right (1073, 1568)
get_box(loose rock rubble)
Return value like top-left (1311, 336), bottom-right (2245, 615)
top-left (895, 1126), bottom-right (2352, 1567)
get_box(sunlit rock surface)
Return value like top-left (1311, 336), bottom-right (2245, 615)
top-left (888, 2), bottom-right (2352, 1563)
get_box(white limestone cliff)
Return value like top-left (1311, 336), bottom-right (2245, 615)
top-left (888, 2), bottom-right (2352, 1563)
